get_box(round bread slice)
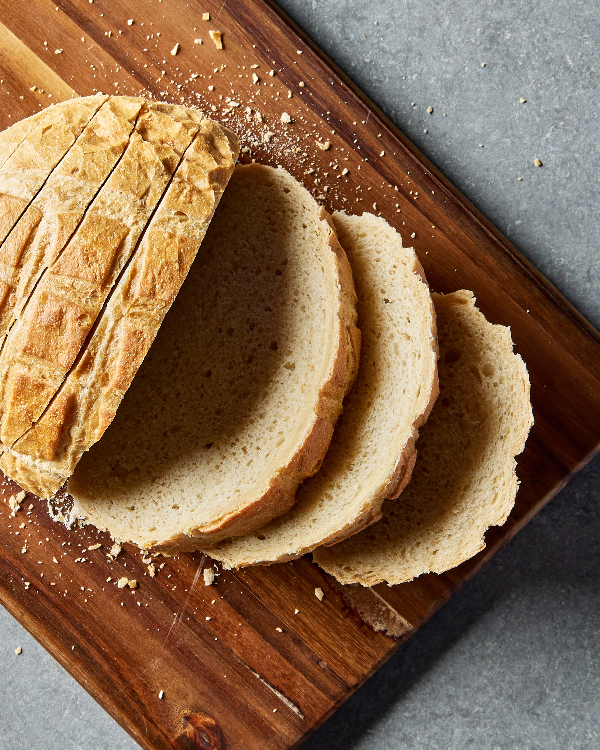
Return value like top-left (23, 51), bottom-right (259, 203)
top-left (313, 290), bottom-right (533, 586)
top-left (67, 164), bottom-right (359, 552)
top-left (205, 211), bottom-right (438, 568)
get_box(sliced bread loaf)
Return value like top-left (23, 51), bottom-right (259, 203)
top-left (66, 164), bottom-right (359, 551)
top-left (205, 212), bottom-right (438, 568)
top-left (9, 115), bottom-right (239, 498)
top-left (0, 98), bottom-right (238, 498)
top-left (313, 290), bottom-right (533, 586)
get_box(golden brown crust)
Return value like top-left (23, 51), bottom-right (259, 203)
top-left (0, 99), bottom-right (239, 498)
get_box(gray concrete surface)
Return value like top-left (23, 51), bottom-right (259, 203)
top-left (1, 1), bottom-right (599, 748)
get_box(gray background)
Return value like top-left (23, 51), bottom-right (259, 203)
top-left (1, 0), bottom-right (599, 748)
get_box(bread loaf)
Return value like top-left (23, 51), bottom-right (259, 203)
top-left (67, 164), bottom-right (358, 552)
top-left (0, 97), bottom-right (239, 497)
top-left (205, 212), bottom-right (438, 568)
top-left (313, 290), bottom-right (533, 586)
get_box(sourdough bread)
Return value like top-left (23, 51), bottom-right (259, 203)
top-left (0, 98), bottom-right (239, 498)
top-left (313, 290), bottom-right (533, 586)
top-left (0, 96), bottom-right (144, 345)
top-left (0, 96), bottom-right (107, 249)
top-left (205, 212), bottom-right (438, 568)
top-left (67, 164), bottom-right (358, 551)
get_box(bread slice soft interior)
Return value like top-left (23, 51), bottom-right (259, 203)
top-left (313, 290), bottom-right (533, 586)
top-left (67, 164), bottom-right (358, 552)
top-left (206, 211), bottom-right (438, 568)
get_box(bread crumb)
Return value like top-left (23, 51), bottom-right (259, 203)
top-left (209, 30), bottom-right (223, 49)
top-left (203, 567), bottom-right (215, 586)
top-left (411, 232), bottom-right (416, 238)
top-left (427, 106), bottom-right (433, 113)
top-left (294, 608), bottom-right (300, 614)
top-left (379, 150), bottom-right (385, 157)
top-left (194, 38), bottom-right (202, 45)
top-left (202, 12), bottom-right (210, 20)
top-left (54, 48), bottom-right (63, 54)
top-left (127, 19), bottom-right (134, 25)
top-left (15, 646), bottom-right (22, 655)
top-left (316, 140), bottom-right (331, 151)
top-left (519, 97), bottom-right (527, 103)
top-left (264, 131), bottom-right (274, 143)
top-left (252, 72), bottom-right (259, 84)
top-left (148, 563), bottom-right (156, 577)
top-left (30, 85), bottom-right (37, 91)
top-left (171, 43), bottom-right (180, 56)
top-left (280, 112), bottom-right (291, 124)
top-left (517, 177), bottom-right (523, 181)
top-left (314, 587), bottom-right (324, 601)
top-left (88, 544), bottom-right (101, 551)
top-left (342, 168), bottom-right (349, 175)
top-left (275, 627), bottom-right (283, 632)
top-left (481, 62), bottom-right (486, 67)
top-left (534, 158), bottom-right (543, 166)
top-left (117, 577), bottom-right (129, 588)
top-left (8, 490), bottom-right (26, 513)
top-left (299, 81), bottom-right (305, 87)
top-left (128, 579), bottom-right (138, 589)
top-left (110, 543), bottom-right (122, 557)
top-left (24, 582), bottom-right (30, 589)
top-left (159, 689), bottom-right (164, 699)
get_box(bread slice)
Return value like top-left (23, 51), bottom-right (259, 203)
top-left (205, 212), bottom-right (438, 568)
top-left (66, 164), bottom-right (359, 552)
top-left (0, 98), bottom-right (239, 498)
top-left (314, 290), bottom-right (533, 586)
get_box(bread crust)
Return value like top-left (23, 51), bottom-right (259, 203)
top-left (0, 98), bottom-right (239, 499)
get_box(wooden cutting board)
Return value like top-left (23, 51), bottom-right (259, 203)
top-left (1, 1), bottom-right (599, 748)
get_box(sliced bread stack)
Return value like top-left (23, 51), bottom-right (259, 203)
top-left (204, 212), bottom-right (438, 568)
top-left (0, 99), bottom-right (534, 584)
top-left (0, 96), bottom-right (240, 498)
top-left (67, 164), bottom-right (359, 551)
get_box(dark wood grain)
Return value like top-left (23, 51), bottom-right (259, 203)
top-left (0, 1), bottom-right (599, 749)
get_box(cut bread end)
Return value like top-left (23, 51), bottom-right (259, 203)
top-left (67, 164), bottom-right (358, 551)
